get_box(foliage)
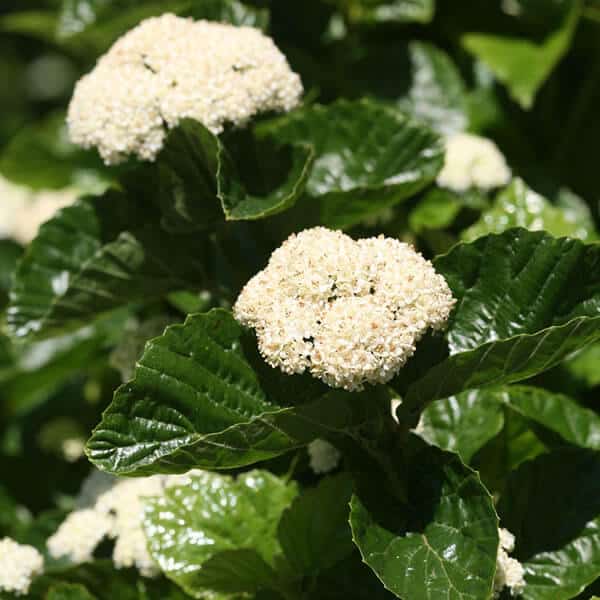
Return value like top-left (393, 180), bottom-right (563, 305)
top-left (1, 1), bottom-right (600, 599)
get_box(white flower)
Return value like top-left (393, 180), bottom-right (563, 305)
top-left (437, 132), bottom-right (511, 192)
top-left (308, 439), bottom-right (341, 474)
top-left (0, 176), bottom-right (78, 244)
top-left (47, 509), bottom-right (113, 563)
top-left (67, 13), bottom-right (303, 164)
top-left (0, 537), bottom-right (44, 596)
top-left (494, 528), bottom-right (526, 598)
top-left (234, 227), bottom-right (455, 391)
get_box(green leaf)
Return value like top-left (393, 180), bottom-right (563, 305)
top-left (339, 0), bottom-right (435, 24)
top-left (143, 470), bottom-right (297, 599)
top-left (260, 99), bottom-right (444, 229)
top-left (278, 474), bottom-right (354, 576)
top-left (6, 191), bottom-right (209, 340)
top-left (28, 560), bottom-right (191, 600)
top-left (87, 309), bottom-right (391, 475)
top-left (438, 229), bottom-right (600, 354)
top-left (0, 112), bottom-right (109, 192)
top-left (566, 341), bottom-right (600, 387)
top-left (400, 42), bottom-right (468, 136)
top-left (416, 389), bottom-right (505, 462)
top-left (499, 449), bottom-right (600, 599)
top-left (461, 1), bottom-right (581, 108)
top-left (350, 435), bottom-right (499, 600)
top-left (408, 189), bottom-right (463, 234)
top-left (462, 178), bottom-right (597, 242)
top-left (46, 583), bottom-right (98, 600)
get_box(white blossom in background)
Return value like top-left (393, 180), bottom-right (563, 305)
top-left (494, 528), bottom-right (526, 598)
top-left (437, 132), bottom-right (511, 192)
top-left (0, 537), bottom-right (44, 596)
top-left (67, 13), bottom-right (303, 164)
top-left (234, 227), bottom-right (455, 391)
top-left (308, 439), bottom-right (341, 474)
top-left (47, 509), bottom-right (113, 564)
top-left (0, 176), bottom-right (78, 244)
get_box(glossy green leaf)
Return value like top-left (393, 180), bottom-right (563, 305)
top-left (0, 112), bottom-right (109, 192)
top-left (400, 42), bottom-right (468, 136)
top-left (350, 435), bottom-right (498, 600)
top-left (499, 449), bottom-right (600, 599)
top-left (46, 583), bottom-right (98, 600)
top-left (463, 178), bottom-right (597, 242)
top-left (260, 99), bottom-right (444, 228)
top-left (566, 341), bottom-right (600, 387)
top-left (339, 0), bottom-right (434, 24)
top-left (6, 191), bottom-right (209, 340)
top-left (143, 470), bottom-right (297, 599)
top-left (408, 189), bottom-right (463, 234)
top-left (87, 309), bottom-right (391, 475)
top-left (416, 389), bottom-right (505, 462)
top-left (462, 1), bottom-right (581, 108)
top-left (278, 474), bottom-right (354, 576)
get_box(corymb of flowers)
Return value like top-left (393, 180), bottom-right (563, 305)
top-left (67, 13), bottom-right (303, 164)
top-left (234, 227), bottom-right (456, 391)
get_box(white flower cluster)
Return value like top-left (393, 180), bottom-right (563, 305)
top-left (308, 439), bottom-right (341, 474)
top-left (48, 473), bottom-right (166, 577)
top-left (234, 227), bottom-right (455, 391)
top-left (67, 13), bottom-right (303, 164)
top-left (437, 132), bottom-right (511, 192)
top-left (0, 537), bottom-right (44, 596)
top-left (494, 528), bottom-right (526, 598)
top-left (0, 176), bottom-right (78, 244)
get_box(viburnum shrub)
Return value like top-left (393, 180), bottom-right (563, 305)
top-left (1, 1), bottom-right (600, 599)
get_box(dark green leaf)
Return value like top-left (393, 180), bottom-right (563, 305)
top-left (339, 0), bottom-right (435, 24)
top-left (416, 389), bottom-right (505, 462)
top-left (463, 178), bottom-right (597, 242)
top-left (260, 99), bottom-right (444, 228)
top-left (87, 309), bottom-right (390, 475)
top-left (278, 474), bottom-right (354, 576)
top-left (499, 449), bottom-right (600, 599)
top-left (7, 191), bottom-right (209, 340)
top-left (46, 583), bottom-right (98, 600)
top-left (400, 42), bottom-right (468, 136)
top-left (350, 435), bottom-right (498, 600)
top-left (461, 1), bottom-right (581, 108)
top-left (143, 470), bottom-right (297, 598)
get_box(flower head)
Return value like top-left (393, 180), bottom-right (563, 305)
top-left (308, 439), bottom-right (341, 474)
top-left (0, 537), bottom-right (44, 596)
top-left (437, 132), bottom-right (511, 192)
top-left (494, 528), bottom-right (526, 598)
top-left (234, 227), bottom-right (455, 391)
top-left (67, 13), bottom-right (303, 164)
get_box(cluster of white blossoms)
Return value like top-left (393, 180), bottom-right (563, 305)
top-left (234, 227), bottom-right (455, 391)
top-left (67, 13), bottom-right (303, 164)
top-left (307, 439), bottom-right (341, 474)
top-left (0, 537), bottom-right (44, 596)
top-left (0, 176), bottom-right (78, 244)
top-left (48, 473), bottom-right (166, 576)
top-left (494, 528), bottom-right (526, 598)
top-left (437, 132), bottom-right (511, 192)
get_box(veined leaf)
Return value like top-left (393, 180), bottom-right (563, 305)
top-left (349, 434), bottom-right (498, 600)
top-left (86, 309), bottom-right (390, 475)
top-left (260, 99), bottom-right (444, 229)
top-left (461, 1), bottom-right (581, 108)
top-left (6, 192), bottom-right (210, 340)
top-left (463, 178), bottom-right (597, 242)
top-left (143, 470), bottom-right (297, 599)
top-left (499, 449), bottom-right (600, 599)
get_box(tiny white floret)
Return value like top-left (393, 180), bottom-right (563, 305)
top-left (494, 527), bottom-right (526, 598)
top-left (67, 13), bottom-right (303, 164)
top-left (234, 227), bottom-right (455, 391)
top-left (437, 132), bottom-right (511, 192)
top-left (0, 537), bottom-right (44, 596)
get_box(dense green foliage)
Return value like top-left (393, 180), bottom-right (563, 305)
top-left (1, 1), bottom-right (600, 599)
